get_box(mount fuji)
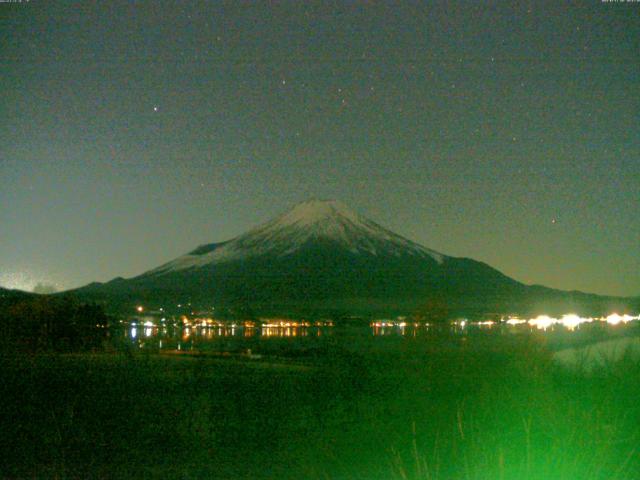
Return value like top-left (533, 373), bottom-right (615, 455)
top-left (148, 199), bottom-right (446, 275)
top-left (70, 200), bottom-right (629, 317)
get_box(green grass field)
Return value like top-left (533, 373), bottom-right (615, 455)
top-left (1, 335), bottom-right (639, 479)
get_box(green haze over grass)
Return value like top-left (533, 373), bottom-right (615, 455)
top-left (1, 335), bottom-right (639, 479)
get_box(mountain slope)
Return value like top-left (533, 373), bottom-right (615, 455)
top-left (70, 200), bottom-right (630, 317)
top-left (144, 200), bottom-right (444, 276)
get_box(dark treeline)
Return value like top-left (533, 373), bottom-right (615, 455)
top-left (0, 295), bottom-right (109, 352)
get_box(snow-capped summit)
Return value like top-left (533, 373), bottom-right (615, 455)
top-left (146, 199), bottom-right (445, 276)
top-left (70, 199), bottom-right (629, 317)
top-left (270, 199), bottom-right (360, 227)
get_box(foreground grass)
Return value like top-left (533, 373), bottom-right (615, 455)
top-left (0, 336), bottom-right (639, 479)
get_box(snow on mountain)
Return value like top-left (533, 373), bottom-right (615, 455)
top-left (71, 199), bottom-right (631, 317)
top-left (145, 199), bottom-right (445, 276)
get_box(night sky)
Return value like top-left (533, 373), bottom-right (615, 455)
top-left (1, 1), bottom-right (638, 297)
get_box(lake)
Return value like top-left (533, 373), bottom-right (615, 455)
top-left (117, 314), bottom-right (640, 355)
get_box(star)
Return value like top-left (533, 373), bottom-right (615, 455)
top-left (153, 106), bottom-right (159, 112)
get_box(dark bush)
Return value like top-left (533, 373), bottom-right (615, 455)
top-left (0, 297), bottom-right (109, 352)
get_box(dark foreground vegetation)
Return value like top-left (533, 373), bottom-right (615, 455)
top-left (0, 295), bottom-right (108, 352)
top-left (1, 328), bottom-right (639, 480)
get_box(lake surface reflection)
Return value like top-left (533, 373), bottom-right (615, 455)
top-left (117, 315), bottom-right (640, 354)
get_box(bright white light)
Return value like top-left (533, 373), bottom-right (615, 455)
top-left (607, 313), bottom-right (625, 325)
top-left (504, 312), bottom-right (639, 330)
top-left (604, 313), bottom-right (637, 325)
top-left (529, 315), bottom-right (555, 330)
top-left (505, 317), bottom-right (526, 325)
top-left (477, 320), bottom-right (495, 326)
top-left (559, 314), bottom-right (591, 331)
